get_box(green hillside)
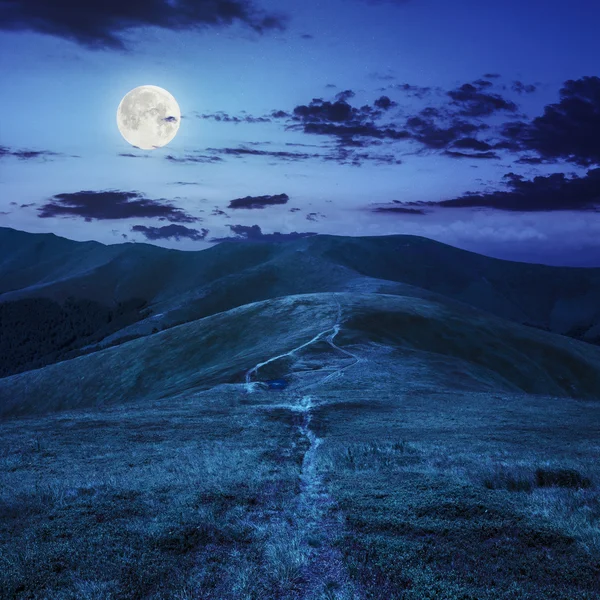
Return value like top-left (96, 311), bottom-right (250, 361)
top-left (2, 292), bottom-right (600, 420)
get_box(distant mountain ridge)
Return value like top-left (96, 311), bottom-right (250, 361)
top-left (2, 226), bottom-right (600, 379)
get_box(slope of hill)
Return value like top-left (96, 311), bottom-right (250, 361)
top-left (2, 291), bottom-right (599, 420)
top-left (3, 227), bottom-right (600, 379)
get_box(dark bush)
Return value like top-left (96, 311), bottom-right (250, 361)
top-left (535, 468), bottom-right (592, 489)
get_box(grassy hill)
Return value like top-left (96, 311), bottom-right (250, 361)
top-left (1, 289), bottom-right (600, 598)
top-left (2, 229), bottom-right (600, 598)
top-left (2, 291), bottom-right (600, 420)
top-left (3, 228), bottom-right (600, 381)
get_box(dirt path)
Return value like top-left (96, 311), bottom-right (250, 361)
top-left (245, 294), bottom-right (364, 599)
top-left (292, 394), bottom-right (363, 599)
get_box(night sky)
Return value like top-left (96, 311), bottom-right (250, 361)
top-left (1, 0), bottom-right (599, 265)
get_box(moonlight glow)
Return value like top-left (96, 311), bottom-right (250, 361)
top-left (116, 85), bottom-right (181, 150)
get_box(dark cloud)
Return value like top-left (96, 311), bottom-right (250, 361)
top-left (513, 156), bottom-right (552, 165)
top-left (300, 121), bottom-right (410, 141)
top-left (473, 79), bottom-right (494, 89)
top-left (405, 116), bottom-right (486, 150)
top-left (501, 76), bottom-right (600, 166)
top-left (38, 190), bottom-right (198, 222)
top-left (444, 150), bottom-right (499, 160)
top-left (369, 72), bottom-right (395, 82)
top-left (196, 111), bottom-right (271, 123)
top-left (228, 193), bottom-right (289, 209)
top-left (207, 146), bottom-right (316, 161)
top-left (322, 148), bottom-right (402, 166)
top-left (451, 137), bottom-right (493, 152)
top-left (210, 224), bottom-right (317, 243)
top-left (0, 145), bottom-right (63, 161)
top-left (384, 83), bottom-right (434, 99)
top-left (211, 208), bottom-right (229, 217)
top-left (374, 95), bottom-right (397, 110)
top-left (447, 83), bottom-right (518, 117)
top-left (0, 0), bottom-right (286, 50)
top-left (166, 154), bottom-right (223, 164)
top-left (512, 81), bottom-right (537, 94)
top-left (131, 224), bottom-right (208, 241)
top-left (483, 73), bottom-right (501, 79)
top-left (371, 204), bottom-right (427, 215)
top-left (271, 110), bottom-right (289, 118)
top-left (169, 181), bottom-right (202, 186)
top-left (290, 94), bottom-right (409, 143)
top-left (324, 83), bottom-right (337, 89)
top-left (335, 89), bottom-right (356, 101)
top-left (434, 169), bottom-right (600, 211)
top-left (19, 203), bottom-right (36, 208)
top-left (118, 152), bottom-right (149, 158)
top-left (300, 33), bottom-right (313, 39)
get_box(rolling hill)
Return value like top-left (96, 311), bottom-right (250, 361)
top-left (2, 228), bottom-right (600, 599)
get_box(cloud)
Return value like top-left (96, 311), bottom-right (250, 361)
top-left (447, 83), bottom-right (518, 117)
top-left (370, 202), bottom-right (427, 215)
top-left (211, 208), bottom-right (229, 217)
top-left (166, 154), bottom-right (223, 164)
top-left (405, 116), bottom-right (486, 150)
top-left (207, 146), bottom-right (317, 161)
top-left (444, 150), bottom-right (499, 160)
top-left (431, 169), bottom-right (600, 211)
top-left (38, 190), bottom-right (198, 222)
top-left (0, 145), bottom-right (64, 160)
top-left (118, 152), bottom-right (149, 158)
top-left (512, 81), bottom-right (537, 94)
top-left (0, 0), bottom-right (287, 50)
top-left (210, 224), bottom-right (317, 243)
top-left (513, 156), bottom-right (553, 165)
top-left (335, 89), bottom-right (356, 101)
top-left (472, 79), bottom-right (494, 89)
top-left (374, 95), bottom-right (397, 110)
top-left (228, 193), bottom-right (289, 209)
top-left (195, 111), bottom-right (271, 123)
top-left (131, 224), bottom-right (208, 241)
top-left (289, 94), bottom-right (409, 144)
top-left (501, 76), bottom-right (600, 166)
top-left (451, 137), bottom-right (494, 152)
top-left (382, 83), bottom-right (435, 99)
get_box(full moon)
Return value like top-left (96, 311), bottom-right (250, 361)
top-left (116, 85), bottom-right (181, 150)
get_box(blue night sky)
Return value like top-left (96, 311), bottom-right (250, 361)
top-left (1, 0), bottom-right (600, 265)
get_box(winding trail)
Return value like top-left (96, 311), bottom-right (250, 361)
top-left (245, 294), bottom-right (364, 599)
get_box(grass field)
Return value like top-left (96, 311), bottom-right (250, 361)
top-left (1, 291), bottom-right (600, 598)
top-left (1, 385), bottom-right (599, 599)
